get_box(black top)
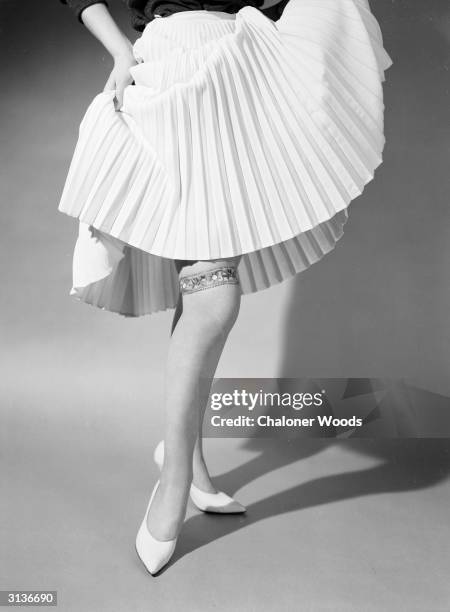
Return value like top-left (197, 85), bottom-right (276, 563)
top-left (60, 0), bottom-right (266, 31)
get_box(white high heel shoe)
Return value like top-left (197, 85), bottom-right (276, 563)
top-left (153, 440), bottom-right (246, 514)
top-left (135, 480), bottom-right (178, 575)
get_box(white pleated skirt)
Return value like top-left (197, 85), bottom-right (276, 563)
top-left (58, 0), bottom-right (392, 316)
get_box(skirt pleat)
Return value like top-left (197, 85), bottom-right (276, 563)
top-left (58, 0), bottom-right (392, 316)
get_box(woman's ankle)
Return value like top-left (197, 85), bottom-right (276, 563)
top-left (159, 466), bottom-right (193, 491)
top-left (192, 455), bottom-right (217, 493)
top-left (146, 481), bottom-right (188, 540)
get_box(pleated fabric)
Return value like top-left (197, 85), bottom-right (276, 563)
top-left (58, 0), bottom-right (392, 316)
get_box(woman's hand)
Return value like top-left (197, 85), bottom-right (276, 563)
top-left (104, 51), bottom-right (137, 111)
top-left (79, 4), bottom-right (138, 110)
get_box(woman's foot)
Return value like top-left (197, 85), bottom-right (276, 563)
top-left (135, 480), bottom-right (179, 575)
top-left (191, 450), bottom-right (219, 494)
top-left (145, 476), bottom-right (190, 541)
top-left (153, 441), bottom-right (246, 514)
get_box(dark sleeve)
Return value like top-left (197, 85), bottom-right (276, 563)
top-left (59, 0), bottom-right (109, 23)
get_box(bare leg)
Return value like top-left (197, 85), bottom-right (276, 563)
top-left (190, 360), bottom-right (222, 493)
top-left (147, 257), bottom-right (241, 540)
top-left (169, 263), bottom-right (231, 494)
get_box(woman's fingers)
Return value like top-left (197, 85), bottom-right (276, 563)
top-left (111, 52), bottom-right (137, 110)
top-left (114, 82), bottom-right (125, 110)
top-left (114, 76), bottom-right (133, 110)
top-left (104, 53), bottom-right (137, 110)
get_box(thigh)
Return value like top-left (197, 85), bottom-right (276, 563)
top-left (175, 257), bottom-right (242, 328)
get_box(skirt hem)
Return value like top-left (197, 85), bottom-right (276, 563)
top-left (58, 0), bottom-right (391, 317)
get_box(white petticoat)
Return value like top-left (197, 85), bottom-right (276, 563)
top-left (58, 0), bottom-right (392, 316)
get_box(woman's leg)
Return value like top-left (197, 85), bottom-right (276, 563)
top-left (169, 264), bottom-right (229, 494)
top-left (147, 257), bottom-right (241, 540)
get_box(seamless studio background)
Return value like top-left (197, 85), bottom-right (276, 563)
top-left (1, 1), bottom-right (449, 403)
top-left (1, 2), bottom-right (450, 611)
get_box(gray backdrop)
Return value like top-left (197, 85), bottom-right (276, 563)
top-left (1, 3), bottom-right (450, 610)
top-left (1, 0), bottom-right (449, 412)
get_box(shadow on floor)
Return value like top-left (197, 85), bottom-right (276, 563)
top-left (141, 1), bottom-right (450, 576)
top-left (158, 438), bottom-right (450, 573)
